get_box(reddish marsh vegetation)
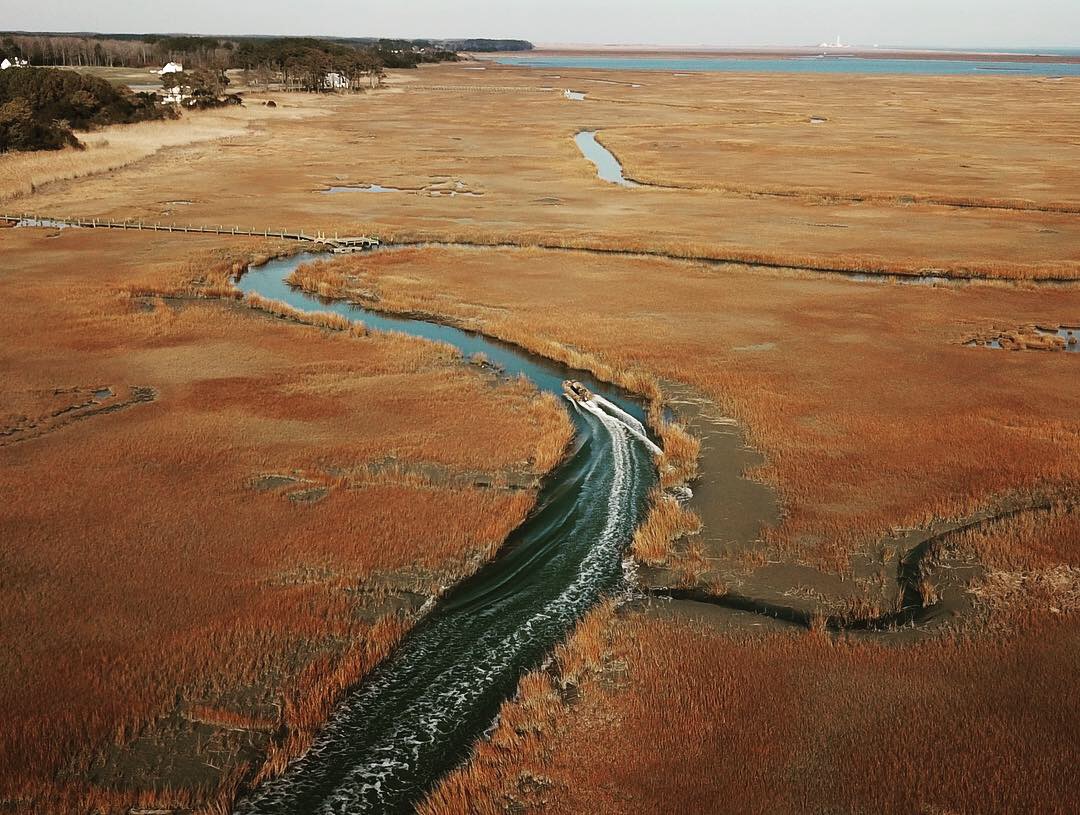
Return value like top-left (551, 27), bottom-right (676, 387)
top-left (289, 256), bottom-right (701, 489)
top-left (287, 246), bottom-right (1080, 572)
top-left (0, 228), bottom-right (572, 813)
top-left (424, 602), bottom-right (1080, 815)
top-left (631, 490), bottom-right (702, 566)
top-left (954, 503), bottom-right (1080, 626)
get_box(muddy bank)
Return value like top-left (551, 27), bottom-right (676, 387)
top-left (637, 382), bottom-right (1075, 640)
top-left (658, 382), bottom-right (780, 556)
top-left (645, 471), bottom-right (1066, 639)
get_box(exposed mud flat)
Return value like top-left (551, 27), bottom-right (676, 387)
top-left (633, 383), bottom-right (935, 635)
top-left (647, 479), bottom-right (1064, 642)
top-left (89, 705), bottom-right (273, 794)
top-left (637, 593), bottom-right (795, 635)
top-left (636, 384), bottom-right (1070, 641)
top-left (660, 382), bottom-right (780, 558)
top-left (250, 473), bottom-right (303, 492)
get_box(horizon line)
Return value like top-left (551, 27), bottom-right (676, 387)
top-left (2, 30), bottom-right (1078, 51)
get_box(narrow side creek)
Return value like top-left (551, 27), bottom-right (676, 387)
top-left (574, 131), bottom-right (639, 187)
top-left (234, 254), bottom-right (658, 813)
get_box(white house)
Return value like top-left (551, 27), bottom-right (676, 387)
top-left (323, 72), bottom-right (351, 90)
top-left (158, 62), bottom-right (183, 75)
top-left (162, 86), bottom-right (186, 103)
top-left (1, 57), bottom-right (29, 70)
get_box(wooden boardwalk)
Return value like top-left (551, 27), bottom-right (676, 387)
top-left (0, 213), bottom-right (380, 252)
top-left (411, 85), bottom-right (555, 93)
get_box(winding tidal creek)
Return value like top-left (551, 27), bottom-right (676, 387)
top-left (234, 254), bottom-right (658, 813)
top-left (575, 131), bottom-right (639, 187)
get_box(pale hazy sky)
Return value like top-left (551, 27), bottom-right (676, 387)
top-left (5, 0), bottom-right (1079, 48)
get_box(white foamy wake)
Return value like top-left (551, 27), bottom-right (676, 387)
top-left (327, 406), bottom-right (634, 812)
top-left (590, 394), bottom-right (646, 434)
top-left (584, 396), bottom-right (662, 456)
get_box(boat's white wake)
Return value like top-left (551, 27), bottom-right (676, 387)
top-left (580, 395), bottom-right (663, 456)
top-left (242, 388), bottom-right (645, 814)
top-left (233, 254), bottom-right (659, 815)
top-left (322, 401), bottom-right (635, 812)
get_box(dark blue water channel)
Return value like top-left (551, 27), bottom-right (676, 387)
top-left (234, 253), bottom-right (658, 813)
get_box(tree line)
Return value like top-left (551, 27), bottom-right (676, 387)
top-left (233, 39), bottom-right (387, 91)
top-left (0, 68), bottom-right (173, 152)
top-left (1, 34), bottom-right (234, 69)
top-left (0, 33), bottom-right (466, 74)
top-left (437, 39), bottom-right (534, 52)
top-left (0, 32), bottom-right (519, 152)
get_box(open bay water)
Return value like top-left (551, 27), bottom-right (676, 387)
top-left (495, 54), bottom-right (1080, 77)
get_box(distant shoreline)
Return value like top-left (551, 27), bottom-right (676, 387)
top-left (520, 46), bottom-right (1080, 65)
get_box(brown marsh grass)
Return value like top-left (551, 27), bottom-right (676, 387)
top-left (631, 490), bottom-right (703, 566)
top-left (597, 94), bottom-right (1080, 213)
top-left (288, 246), bottom-right (1080, 573)
top-left (376, 228), bottom-right (1080, 282)
top-left (11, 66), bottom-right (1080, 283)
top-left (0, 110), bottom-right (274, 201)
top-left (950, 503), bottom-right (1080, 626)
top-left (0, 228), bottom-right (572, 813)
top-left (424, 602), bottom-right (1080, 815)
top-left (952, 501), bottom-right (1080, 572)
top-left (290, 256), bottom-right (698, 484)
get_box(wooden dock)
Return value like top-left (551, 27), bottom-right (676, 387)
top-left (411, 85), bottom-right (555, 93)
top-left (0, 213), bottom-right (380, 252)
